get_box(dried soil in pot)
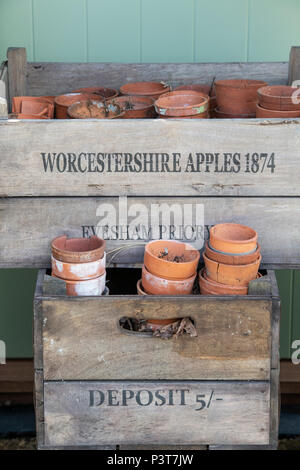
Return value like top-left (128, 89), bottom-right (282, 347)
top-left (106, 95), bottom-right (156, 119)
top-left (142, 265), bottom-right (196, 295)
top-left (215, 79), bottom-right (267, 114)
top-left (72, 87), bottom-right (119, 99)
top-left (155, 92), bottom-right (208, 117)
top-left (68, 100), bottom-right (124, 119)
top-left (203, 253), bottom-right (261, 287)
top-left (51, 235), bottom-right (105, 263)
top-left (256, 103), bottom-right (300, 118)
top-left (120, 81), bottom-right (170, 99)
top-left (54, 93), bottom-right (104, 118)
top-left (215, 107), bottom-right (255, 119)
top-left (144, 240), bottom-right (200, 280)
top-left (199, 268), bottom-right (248, 295)
top-left (209, 223), bottom-right (258, 254)
top-left (257, 85), bottom-right (300, 111)
top-left (205, 241), bottom-right (260, 265)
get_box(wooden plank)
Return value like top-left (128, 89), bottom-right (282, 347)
top-left (43, 380), bottom-right (270, 447)
top-left (1, 119), bottom-right (300, 197)
top-left (288, 46), bottom-right (300, 85)
top-left (42, 296), bottom-right (271, 381)
top-left (26, 61), bottom-right (288, 96)
top-left (34, 369), bottom-right (44, 447)
top-left (34, 270), bottom-right (45, 370)
top-left (280, 360), bottom-right (300, 383)
top-left (0, 359), bottom-right (33, 393)
top-left (0, 196), bottom-right (300, 268)
top-left (7, 48), bottom-right (27, 111)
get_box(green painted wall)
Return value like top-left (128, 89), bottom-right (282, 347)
top-left (0, 0), bottom-right (300, 358)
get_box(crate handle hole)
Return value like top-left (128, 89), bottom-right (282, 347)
top-left (119, 316), bottom-right (197, 339)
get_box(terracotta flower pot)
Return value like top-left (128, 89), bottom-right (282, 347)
top-left (174, 84), bottom-right (217, 117)
top-left (214, 107), bottom-right (255, 119)
top-left (215, 79), bottom-right (267, 114)
top-left (54, 93), bottom-right (104, 119)
top-left (106, 96), bottom-right (156, 119)
top-left (209, 223), bottom-right (258, 254)
top-left (256, 103), bottom-right (300, 118)
top-left (144, 240), bottom-right (199, 280)
top-left (137, 279), bottom-right (149, 295)
top-left (203, 253), bottom-right (261, 286)
top-left (142, 265), bottom-right (196, 295)
top-left (155, 92), bottom-right (208, 117)
top-left (146, 318), bottom-right (178, 331)
top-left (158, 112), bottom-right (208, 119)
top-left (51, 253), bottom-right (106, 281)
top-left (72, 87), bottom-right (118, 100)
top-left (53, 271), bottom-right (106, 296)
top-left (120, 81), bottom-right (170, 99)
top-left (51, 235), bottom-right (105, 263)
top-left (199, 268), bottom-right (248, 295)
top-left (11, 113), bottom-right (48, 120)
top-left (12, 96), bottom-right (55, 118)
top-left (257, 85), bottom-right (300, 111)
top-left (205, 241), bottom-right (260, 265)
top-left (67, 100), bottom-right (124, 119)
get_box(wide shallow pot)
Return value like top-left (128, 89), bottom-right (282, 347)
top-left (106, 95), bottom-right (156, 119)
top-left (51, 253), bottom-right (106, 281)
top-left (72, 87), bottom-right (118, 100)
top-left (256, 103), bottom-right (300, 118)
top-left (142, 265), bottom-right (196, 295)
top-left (12, 96), bottom-right (55, 118)
top-left (51, 235), bottom-right (105, 263)
top-left (158, 112), bottom-right (208, 119)
top-left (215, 79), bottom-right (267, 114)
top-left (53, 271), bottom-right (106, 296)
top-left (67, 100), bottom-right (123, 119)
top-left (54, 93), bottom-right (104, 118)
top-left (199, 268), bottom-right (248, 295)
top-left (174, 84), bottom-right (217, 117)
top-left (155, 92), bottom-right (208, 117)
top-left (203, 253), bottom-right (261, 286)
top-left (257, 85), bottom-right (300, 111)
top-left (205, 241), bottom-right (260, 265)
top-left (120, 81), bottom-right (170, 99)
top-left (209, 223), bottom-right (258, 254)
top-left (144, 240), bottom-right (200, 280)
top-left (215, 107), bottom-right (255, 119)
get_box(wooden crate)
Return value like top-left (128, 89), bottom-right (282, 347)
top-left (2, 46), bottom-right (299, 449)
top-left (34, 268), bottom-right (280, 450)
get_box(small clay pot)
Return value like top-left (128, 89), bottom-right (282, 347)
top-left (137, 279), bottom-right (149, 295)
top-left (199, 268), bottom-right (248, 295)
top-left (256, 103), bottom-right (300, 118)
top-left (209, 223), bottom-right (258, 254)
top-left (53, 271), bottom-right (106, 296)
top-left (257, 85), bottom-right (300, 111)
top-left (215, 107), bottom-right (255, 119)
top-left (158, 112), bottom-right (208, 119)
top-left (155, 92), bottom-right (208, 117)
top-left (174, 84), bottom-right (217, 117)
top-left (205, 242), bottom-right (260, 265)
top-left (120, 81), bottom-right (170, 99)
top-left (106, 95), bottom-right (156, 119)
top-left (12, 96), bottom-right (55, 118)
top-left (72, 87), bottom-right (118, 100)
top-left (54, 93), bottom-right (104, 119)
top-left (215, 79), bottom-right (267, 114)
top-left (51, 253), bottom-right (106, 281)
top-left (142, 265), bottom-right (196, 295)
top-left (203, 253), bottom-right (261, 286)
top-left (144, 240), bottom-right (200, 280)
top-left (11, 113), bottom-right (48, 120)
top-left (51, 235), bottom-right (105, 263)
top-left (67, 100), bottom-right (124, 119)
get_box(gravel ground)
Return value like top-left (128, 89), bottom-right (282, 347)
top-left (0, 437), bottom-right (300, 450)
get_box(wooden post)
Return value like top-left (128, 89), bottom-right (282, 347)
top-left (7, 47), bottom-right (27, 112)
top-left (288, 46), bottom-right (300, 85)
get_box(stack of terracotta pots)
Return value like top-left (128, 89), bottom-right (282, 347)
top-left (12, 96), bottom-right (55, 119)
top-left (51, 235), bottom-right (106, 296)
top-left (215, 79), bottom-right (267, 119)
top-left (175, 84), bottom-right (217, 117)
top-left (256, 85), bottom-right (300, 118)
top-left (120, 81), bottom-right (170, 100)
top-left (199, 223), bottom-right (261, 295)
top-left (155, 90), bottom-right (209, 119)
top-left (54, 93), bottom-right (105, 119)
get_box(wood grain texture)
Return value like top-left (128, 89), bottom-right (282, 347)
top-left (288, 46), bottom-right (300, 85)
top-left (1, 118), bottom-right (300, 197)
top-left (43, 380), bottom-right (270, 447)
top-left (7, 48), bottom-right (27, 111)
top-left (42, 295), bottom-right (271, 380)
top-left (25, 61), bottom-right (288, 96)
top-left (1, 197), bottom-right (300, 268)
top-left (34, 369), bottom-right (44, 447)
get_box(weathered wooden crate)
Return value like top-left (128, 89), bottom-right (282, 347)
top-left (2, 46), bottom-right (300, 450)
top-left (34, 268), bottom-right (280, 450)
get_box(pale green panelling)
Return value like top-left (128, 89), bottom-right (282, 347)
top-left (0, 0), bottom-right (33, 61)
